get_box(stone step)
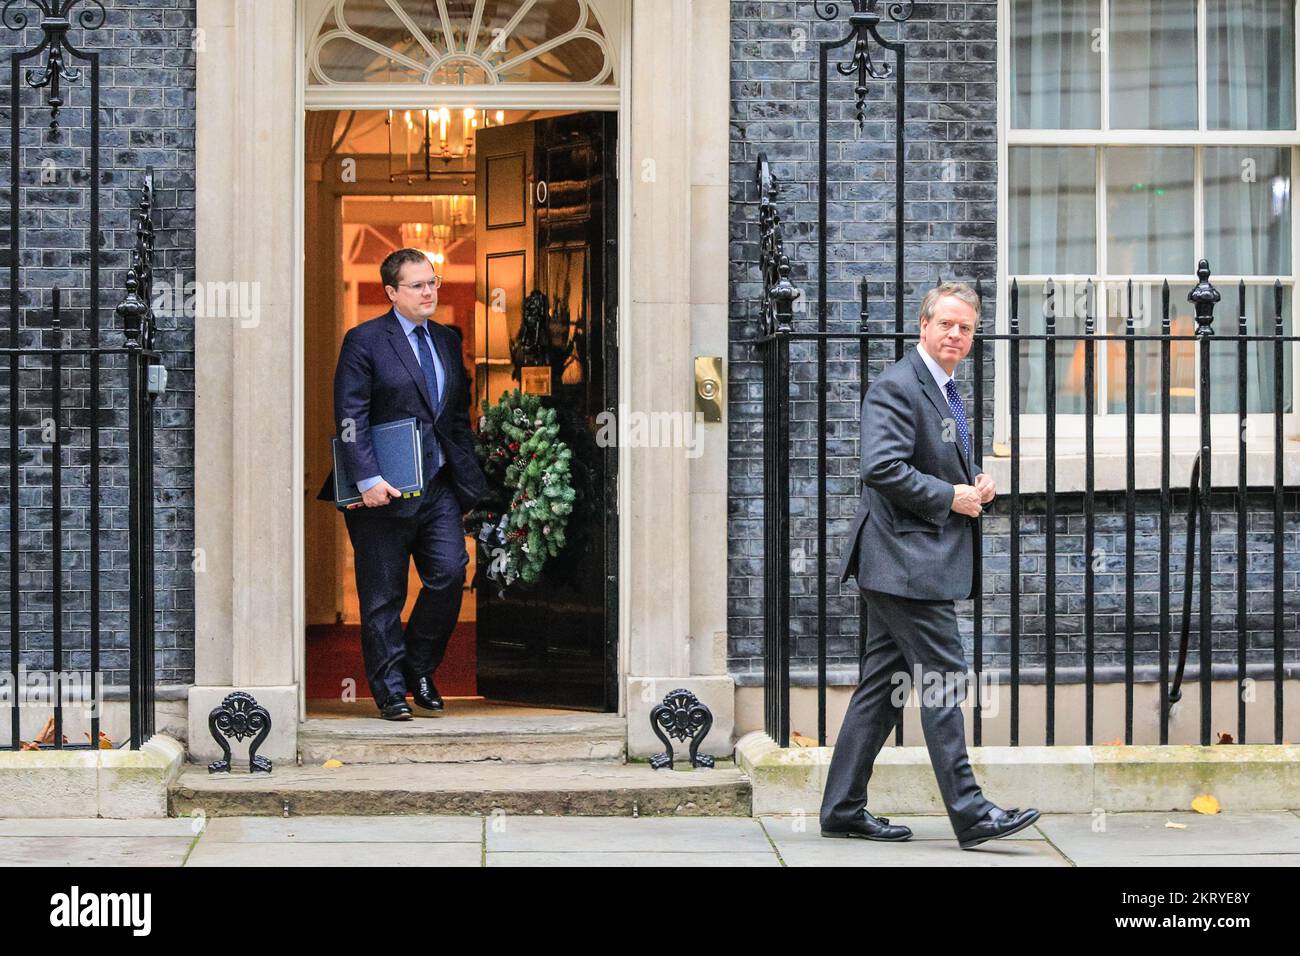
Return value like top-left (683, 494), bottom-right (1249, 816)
top-left (296, 714), bottom-right (628, 765)
top-left (169, 760), bottom-right (751, 817)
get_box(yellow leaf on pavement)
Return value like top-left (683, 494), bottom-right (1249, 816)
top-left (1191, 794), bottom-right (1220, 815)
top-left (1164, 821), bottom-right (1187, 829)
top-left (322, 759), bottom-right (344, 769)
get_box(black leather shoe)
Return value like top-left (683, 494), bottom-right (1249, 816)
top-left (821, 809), bottom-right (912, 841)
top-left (379, 695), bottom-right (412, 721)
top-left (955, 805), bottom-right (1040, 849)
top-left (411, 675), bottom-right (444, 712)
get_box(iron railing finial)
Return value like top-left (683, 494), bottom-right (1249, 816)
top-left (1189, 258), bottom-right (1220, 335)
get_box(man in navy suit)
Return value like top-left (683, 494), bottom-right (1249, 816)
top-left (318, 248), bottom-right (489, 720)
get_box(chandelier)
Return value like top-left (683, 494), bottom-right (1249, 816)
top-left (387, 107), bottom-right (507, 183)
top-left (399, 197), bottom-right (474, 267)
top-left (400, 221), bottom-right (451, 266)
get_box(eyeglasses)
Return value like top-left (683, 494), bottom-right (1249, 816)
top-left (399, 277), bottom-right (442, 293)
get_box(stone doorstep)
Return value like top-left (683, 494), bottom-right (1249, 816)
top-left (169, 760), bottom-right (752, 817)
top-left (0, 735), bottom-right (185, 819)
top-left (736, 731), bottom-right (1300, 816)
top-left (294, 714), bottom-right (630, 765)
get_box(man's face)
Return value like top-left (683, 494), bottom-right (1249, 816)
top-left (919, 295), bottom-right (977, 374)
top-left (385, 256), bottom-right (439, 321)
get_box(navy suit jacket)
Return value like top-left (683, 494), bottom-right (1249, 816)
top-left (838, 345), bottom-right (984, 601)
top-left (317, 309), bottom-right (489, 518)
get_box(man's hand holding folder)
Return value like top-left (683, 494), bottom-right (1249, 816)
top-left (331, 417), bottom-right (426, 511)
top-left (352, 479), bottom-right (403, 510)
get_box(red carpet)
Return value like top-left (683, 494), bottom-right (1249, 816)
top-left (306, 622), bottom-right (477, 699)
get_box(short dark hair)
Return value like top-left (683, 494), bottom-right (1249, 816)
top-left (380, 248), bottom-right (434, 291)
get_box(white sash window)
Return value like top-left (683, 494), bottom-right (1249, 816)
top-left (996, 0), bottom-right (1299, 456)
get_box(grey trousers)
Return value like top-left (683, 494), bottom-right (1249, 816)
top-left (819, 587), bottom-right (995, 835)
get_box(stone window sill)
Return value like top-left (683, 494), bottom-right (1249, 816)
top-left (981, 438), bottom-right (1300, 495)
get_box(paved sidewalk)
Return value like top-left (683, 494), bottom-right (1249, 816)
top-left (1, 811), bottom-right (1298, 866)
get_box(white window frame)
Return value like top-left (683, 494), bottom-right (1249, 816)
top-left (994, 0), bottom-right (1300, 454)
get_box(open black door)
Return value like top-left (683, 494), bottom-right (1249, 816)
top-left (474, 111), bottom-right (617, 710)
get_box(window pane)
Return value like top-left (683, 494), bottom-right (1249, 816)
top-left (1207, 0), bottom-right (1296, 130)
top-left (1009, 147), bottom-right (1096, 274)
top-left (1012, 281), bottom-right (1095, 415)
top-left (1204, 148), bottom-right (1292, 276)
top-left (1105, 284), bottom-right (1293, 414)
top-left (1207, 285), bottom-right (1295, 413)
top-left (1109, 0), bottom-right (1197, 129)
top-left (1106, 282), bottom-right (1197, 414)
top-left (1106, 147), bottom-right (1194, 274)
top-left (1011, 0), bottom-right (1101, 128)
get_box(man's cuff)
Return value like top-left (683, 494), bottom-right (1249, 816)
top-left (922, 478), bottom-right (956, 526)
top-left (356, 475), bottom-right (383, 493)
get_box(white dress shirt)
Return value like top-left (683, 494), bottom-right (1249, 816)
top-left (915, 341), bottom-right (954, 392)
top-left (915, 341), bottom-right (979, 482)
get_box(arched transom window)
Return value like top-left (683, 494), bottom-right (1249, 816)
top-left (307, 0), bottom-right (617, 91)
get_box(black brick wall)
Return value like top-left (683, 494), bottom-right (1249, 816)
top-left (0, 1), bottom-right (196, 691)
top-left (727, 1), bottom-right (1300, 682)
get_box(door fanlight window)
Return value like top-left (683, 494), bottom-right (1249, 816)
top-left (308, 0), bottom-right (616, 87)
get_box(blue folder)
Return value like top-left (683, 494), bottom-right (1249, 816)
top-left (331, 418), bottom-right (425, 509)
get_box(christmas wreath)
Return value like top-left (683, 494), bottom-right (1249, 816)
top-left (466, 389), bottom-right (575, 589)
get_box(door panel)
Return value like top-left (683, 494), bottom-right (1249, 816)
top-left (474, 111), bottom-right (617, 710)
top-left (475, 122), bottom-right (535, 412)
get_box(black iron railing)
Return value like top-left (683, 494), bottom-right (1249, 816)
top-left (749, 0), bottom-right (1294, 751)
top-left (755, 218), bottom-right (1296, 747)
top-left (2, 2), bottom-right (161, 751)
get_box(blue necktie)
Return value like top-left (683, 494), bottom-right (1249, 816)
top-left (944, 378), bottom-right (970, 464)
top-left (415, 324), bottom-right (444, 474)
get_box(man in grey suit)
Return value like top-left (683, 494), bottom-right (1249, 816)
top-left (819, 282), bottom-right (1040, 850)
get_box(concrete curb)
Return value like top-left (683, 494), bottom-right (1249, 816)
top-left (168, 761), bottom-right (753, 817)
top-left (735, 731), bottom-right (1300, 815)
top-left (0, 734), bottom-right (185, 819)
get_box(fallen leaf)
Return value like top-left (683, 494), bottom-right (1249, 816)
top-left (322, 758), bottom-right (344, 769)
top-left (1164, 821), bottom-right (1187, 829)
top-left (85, 731), bottom-right (113, 750)
top-left (1216, 732), bottom-right (1234, 744)
top-left (1101, 738), bottom-right (1124, 746)
top-left (31, 716), bottom-right (68, 746)
top-left (790, 732), bottom-right (817, 748)
top-left (34, 716), bottom-right (56, 745)
top-left (1191, 794), bottom-right (1220, 815)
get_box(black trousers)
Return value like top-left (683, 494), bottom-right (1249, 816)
top-left (819, 587), bottom-right (994, 835)
top-left (343, 469), bottom-right (468, 705)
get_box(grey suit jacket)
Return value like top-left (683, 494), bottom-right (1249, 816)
top-left (837, 345), bottom-right (984, 601)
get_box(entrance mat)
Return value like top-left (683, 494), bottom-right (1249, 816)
top-left (306, 622), bottom-right (477, 699)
